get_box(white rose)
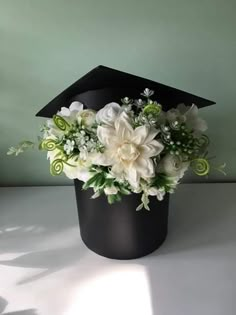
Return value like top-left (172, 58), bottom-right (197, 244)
top-left (104, 186), bottom-right (118, 195)
top-left (158, 154), bottom-right (189, 179)
top-left (77, 109), bottom-right (96, 127)
top-left (63, 156), bottom-right (92, 182)
top-left (47, 149), bottom-right (91, 182)
top-left (96, 102), bottom-right (121, 126)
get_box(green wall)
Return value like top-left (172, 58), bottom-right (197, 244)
top-left (1, 0), bottom-right (235, 186)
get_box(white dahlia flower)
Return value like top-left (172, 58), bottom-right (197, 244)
top-left (94, 111), bottom-right (164, 188)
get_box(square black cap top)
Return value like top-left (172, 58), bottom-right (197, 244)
top-left (36, 65), bottom-right (215, 118)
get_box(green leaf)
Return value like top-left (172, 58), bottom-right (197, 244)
top-left (7, 147), bottom-right (18, 156)
top-left (107, 194), bottom-right (116, 204)
top-left (7, 141), bottom-right (35, 156)
top-left (91, 190), bottom-right (103, 199)
top-left (119, 186), bottom-right (131, 195)
top-left (105, 178), bottom-right (114, 187)
top-left (141, 193), bottom-right (150, 211)
top-left (82, 173), bottom-right (101, 190)
top-left (19, 141), bottom-right (35, 148)
top-left (136, 203), bottom-right (144, 211)
top-left (95, 175), bottom-right (106, 188)
top-left (116, 193), bottom-right (122, 202)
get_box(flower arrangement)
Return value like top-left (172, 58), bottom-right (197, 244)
top-left (8, 89), bottom-right (225, 210)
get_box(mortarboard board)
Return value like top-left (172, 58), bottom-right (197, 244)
top-left (36, 65), bottom-right (215, 118)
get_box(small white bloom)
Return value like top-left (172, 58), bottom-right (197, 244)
top-left (96, 102), bottom-right (121, 126)
top-left (104, 186), bottom-right (118, 195)
top-left (79, 148), bottom-right (88, 160)
top-left (134, 99), bottom-right (145, 107)
top-left (179, 103), bottom-right (208, 134)
top-left (77, 109), bottom-right (96, 127)
top-left (64, 140), bottom-right (75, 155)
top-left (141, 88), bottom-right (154, 98)
top-left (58, 101), bottom-right (84, 118)
top-left (166, 103), bottom-right (207, 135)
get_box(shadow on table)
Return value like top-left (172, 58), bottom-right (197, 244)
top-left (0, 187), bottom-right (78, 254)
top-left (142, 184), bottom-right (236, 315)
top-left (0, 244), bottom-right (87, 285)
top-left (0, 187), bottom-right (86, 285)
top-left (0, 296), bottom-right (37, 315)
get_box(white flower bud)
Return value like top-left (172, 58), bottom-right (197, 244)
top-left (104, 186), bottom-right (118, 195)
top-left (77, 110), bottom-right (96, 127)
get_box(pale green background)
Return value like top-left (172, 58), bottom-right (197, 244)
top-left (0, 0), bottom-right (235, 186)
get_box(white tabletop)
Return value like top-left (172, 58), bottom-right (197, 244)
top-left (0, 184), bottom-right (235, 315)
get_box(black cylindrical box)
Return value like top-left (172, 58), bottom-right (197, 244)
top-left (74, 179), bottom-right (169, 260)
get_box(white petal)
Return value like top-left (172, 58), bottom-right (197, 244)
top-left (63, 163), bottom-right (78, 179)
top-left (111, 163), bottom-right (125, 176)
top-left (140, 140), bottom-right (164, 158)
top-left (114, 111), bottom-right (133, 140)
top-left (59, 107), bottom-right (71, 117)
top-left (126, 167), bottom-right (139, 188)
top-left (46, 119), bottom-right (54, 128)
top-left (69, 101), bottom-right (83, 112)
top-left (158, 154), bottom-right (190, 179)
top-left (134, 158), bottom-right (155, 178)
top-left (132, 125), bottom-right (149, 145)
top-left (63, 157), bottom-right (91, 182)
top-left (185, 104), bottom-right (198, 118)
top-left (76, 169), bottom-right (91, 182)
top-left (147, 187), bottom-right (159, 196)
top-left (47, 147), bottom-right (62, 161)
top-left (92, 150), bottom-right (115, 166)
top-left (156, 190), bottom-right (165, 201)
top-left (177, 103), bottom-right (189, 114)
top-left (97, 125), bottom-right (116, 147)
top-left (104, 186), bottom-right (118, 195)
top-left (144, 128), bottom-right (160, 143)
top-left (166, 109), bottom-right (179, 121)
top-left (193, 117), bottom-right (208, 132)
top-left (96, 102), bottom-right (121, 125)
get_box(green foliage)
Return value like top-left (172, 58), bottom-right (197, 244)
top-left (7, 141), bottom-right (35, 156)
top-left (151, 173), bottom-right (176, 193)
top-left (82, 168), bottom-right (131, 204)
top-left (136, 193), bottom-right (150, 211)
top-left (107, 193), bottom-right (122, 204)
top-left (50, 159), bottom-right (64, 176)
top-left (143, 103), bottom-right (162, 116)
top-left (82, 172), bottom-right (105, 190)
top-left (53, 115), bottom-right (70, 131)
top-left (215, 163), bottom-right (226, 176)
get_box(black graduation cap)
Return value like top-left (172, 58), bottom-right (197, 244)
top-left (36, 65), bottom-right (215, 118)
